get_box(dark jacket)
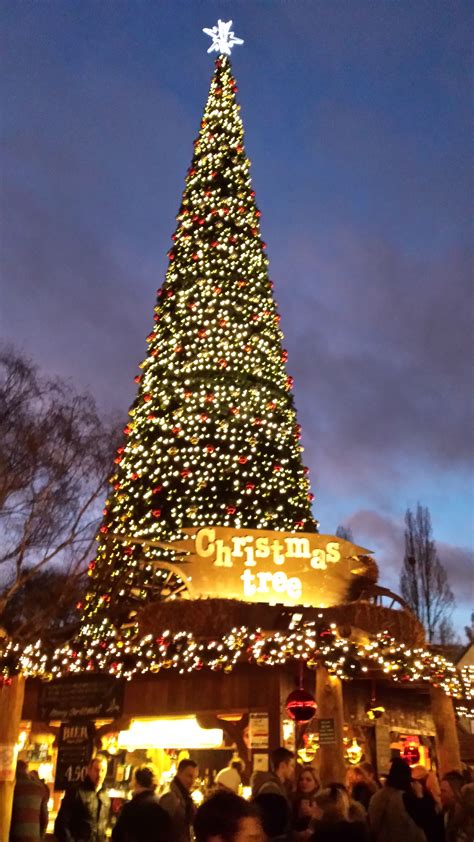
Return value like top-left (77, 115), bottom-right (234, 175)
top-left (10, 771), bottom-right (48, 842)
top-left (251, 771), bottom-right (288, 800)
top-left (112, 790), bottom-right (176, 842)
top-left (54, 777), bottom-right (110, 842)
top-left (368, 787), bottom-right (426, 842)
top-left (159, 779), bottom-right (195, 842)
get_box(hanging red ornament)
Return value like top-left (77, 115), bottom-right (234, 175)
top-left (226, 506), bottom-right (237, 515)
top-left (134, 375), bottom-right (141, 383)
top-left (144, 394), bottom-right (152, 402)
top-left (238, 456), bottom-right (248, 465)
top-left (402, 740), bottom-right (420, 766)
top-left (152, 509), bottom-right (161, 518)
top-left (285, 688), bottom-right (317, 723)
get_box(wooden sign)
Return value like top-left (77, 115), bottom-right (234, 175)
top-left (132, 527), bottom-right (373, 609)
top-left (54, 722), bottom-right (94, 791)
top-left (318, 718), bottom-right (336, 745)
top-left (39, 675), bottom-right (123, 722)
top-left (249, 712), bottom-right (269, 749)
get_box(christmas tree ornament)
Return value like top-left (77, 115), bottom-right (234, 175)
top-left (285, 688), bottom-right (317, 723)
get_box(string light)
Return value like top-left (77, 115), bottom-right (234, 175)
top-left (0, 623), bottom-right (464, 698)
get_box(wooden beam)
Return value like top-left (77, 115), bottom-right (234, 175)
top-left (315, 664), bottom-right (346, 785)
top-left (430, 685), bottom-right (462, 776)
top-left (0, 675), bottom-right (25, 841)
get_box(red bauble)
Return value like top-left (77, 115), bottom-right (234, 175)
top-left (285, 689), bottom-right (317, 723)
top-left (402, 741), bottom-right (420, 766)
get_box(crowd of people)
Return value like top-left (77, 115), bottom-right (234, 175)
top-left (8, 750), bottom-right (474, 842)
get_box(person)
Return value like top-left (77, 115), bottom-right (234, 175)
top-left (54, 754), bottom-right (110, 842)
top-left (160, 757), bottom-right (199, 842)
top-left (309, 784), bottom-right (369, 842)
top-left (368, 757), bottom-right (426, 842)
top-left (111, 763), bottom-right (176, 842)
top-left (410, 766), bottom-right (444, 842)
top-left (253, 792), bottom-right (291, 841)
top-left (194, 790), bottom-right (263, 842)
top-left (346, 766), bottom-right (376, 812)
top-left (359, 761), bottom-right (381, 791)
top-left (9, 759), bottom-right (49, 842)
top-left (293, 766), bottom-right (320, 835)
top-left (215, 759), bottom-right (243, 794)
top-left (440, 770), bottom-right (464, 842)
top-left (456, 782), bottom-right (474, 842)
top-left (251, 747), bottom-right (295, 801)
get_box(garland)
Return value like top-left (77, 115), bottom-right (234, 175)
top-left (0, 620), bottom-right (468, 705)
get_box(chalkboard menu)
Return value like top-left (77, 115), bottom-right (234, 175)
top-left (39, 675), bottom-right (123, 721)
top-left (318, 718), bottom-right (336, 745)
top-left (54, 722), bottom-right (94, 791)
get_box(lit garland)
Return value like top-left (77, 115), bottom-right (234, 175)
top-left (0, 622), bottom-right (463, 697)
top-left (455, 665), bottom-right (474, 719)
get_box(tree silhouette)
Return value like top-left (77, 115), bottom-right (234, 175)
top-left (400, 503), bottom-right (455, 643)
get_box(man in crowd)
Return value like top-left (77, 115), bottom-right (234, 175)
top-left (112, 763), bottom-right (175, 842)
top-left (160, 757), bottom-right (199, 842)
top-left (194, 790), bottom-right (263, 842)
top-left (251, 747), bottom-right (295, 801)
top-left (54, 754), bottom-right (110, 842)
top-left (9, 759), bottom-right (49, 842)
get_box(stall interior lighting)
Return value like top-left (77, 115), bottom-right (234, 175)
top-left (118, 717), bottom-right (224, 749)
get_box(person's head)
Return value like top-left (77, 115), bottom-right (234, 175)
top-left (133, 763), bottom-right (158, 794)
top-left (177, 758), bottom-right (199, 792)
top-left (253, 792), bottom-right (290, 838)
top-left (360, 761), bottom-right (376, 782)
top-left (441, 771), bottom-right (464, 809)
top-left (16, 759), bottom-right (28, 777)
top-left (411, 765), bottom-right (428, 785)
top-left (314, 784), bottom-right (350, 822)
top-left (297, 766), bottom-right (319, 796)
top-left (87, 755), bottom-right (108, 790)
top-left (386, 758), bottom-right (412, 792)
top-left (346, 765), bottom-right (369, 790)
top-left (271, 747), bottom-right (296, 783)
top-left (194, 790), bottom-right (263, 842)
top-left (215, 766), bottom-right (241, 794)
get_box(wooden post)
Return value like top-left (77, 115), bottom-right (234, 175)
top-left (315, 664), bottom-right (346, 786)
top-left (0, 675), bottom-right (25, 841)
top-left (430, 685), bottom-right (462, 776)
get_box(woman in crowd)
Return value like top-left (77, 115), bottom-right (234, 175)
top-left (368, 757), bottom-right (427, 842)
top-left (309, 784), bottom-right (368, 842)
top-left (441, 771), bottom-right (465, 842)
top-left (346, 766), bottom-right (376, 813)
top-left (411, 766), bottom-right (444, 842)
top-left (292, 766), bottom-right (320, 837)
top-left (456, 782), bottom-right (474, 842)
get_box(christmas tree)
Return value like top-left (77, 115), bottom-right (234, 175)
top-left (83, 43), bottom-right (317, 634)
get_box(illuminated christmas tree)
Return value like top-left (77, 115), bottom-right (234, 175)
top-left (83, 34), bottom-right (317, 633)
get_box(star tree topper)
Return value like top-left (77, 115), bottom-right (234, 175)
top-left (203, 19), bottom-right (244, 56)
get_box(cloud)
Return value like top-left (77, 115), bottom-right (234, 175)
top-left (345, 508), bottom-right (473, 633)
